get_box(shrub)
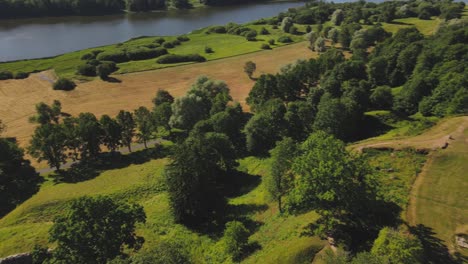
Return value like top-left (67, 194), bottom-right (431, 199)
top-left (145, 44), bottom-right (158, 49)
top-left (88, 59), bottom-right (100, 66)
top-left (288, 26), bottom-right (298, 35)
top-left (222, 221), bottom-right (250, 261)
top-left (91, 50), bottom-right (104, 56)
top-left (272, 25), bottom-right (278, 29)
top-left (156, 54), bottom-right (206, 64)
top-left (177, 36), bottom-right (190, 42)
top-left (245, 30), bottom-right (257, 41)
top-left (154, 37), bottom-right (166, 44)
top-left (306, 25), bottom-right (312, 33)
top-left (205, 46), bottom-right (214, 53)
top-left (0, 71), bottom-right (13, 80)
top-left (126, 47), bottom-right (168, 60)
top-left (268, 39), bottom-right (275, 45)
top-left (261, 43), bottom-right (271, 49)
top-left (209, 26), bottom-right (227, 33)
top-left (260, 27), bottom-right (269, 35)
top-left (163, 42), bottom-right (175, 49)
top-left (97, 61), bottom-right (118, 79)
top-left (96, 50), bottom-right (129, 63)
top-left (76, 64), bottom-right (96, 76)
top-left (171, 40), bottom-right (181, 46)
top-left (53, 78), bottom-right (76, 91)
top-left (81, 53), bottom-right (94, 60)
top-left (14, 72), bottom-right (29, 79)
top-left (277, 36), bottom-right (293, 43)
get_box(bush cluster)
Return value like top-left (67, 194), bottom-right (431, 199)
top-left (277, 36), bottom-right (293, 43)
top-left (156, 54), bottom-right (206, 64)
top-left (53, 78), bottom-right (76, 91)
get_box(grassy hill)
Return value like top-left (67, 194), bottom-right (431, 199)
top-left (2, 116), bottom-right (466, 261)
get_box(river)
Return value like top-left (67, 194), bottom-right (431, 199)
top-left (0, 1), bottom-right (305, 62)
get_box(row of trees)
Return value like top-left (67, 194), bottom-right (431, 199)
top-left (28, 90), bottom-right (174, 171)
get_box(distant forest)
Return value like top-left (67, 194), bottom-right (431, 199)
top-left (0, 0), bottom-right (269, 19)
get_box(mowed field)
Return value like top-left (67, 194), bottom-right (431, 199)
top-left (407, 118), bottom-right (468, 257)
top-left (354, 116), bottom-right (468, 258)
top-left (0, 42), bottom-right (318, 153)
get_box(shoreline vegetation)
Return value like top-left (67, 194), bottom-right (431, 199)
top-left (0, 0), bottom-right (297, 19)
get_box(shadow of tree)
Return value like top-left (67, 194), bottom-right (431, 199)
top-left (223, 170), bottom-right (261, 198)
top-left (51, 145), bottom-right (171, 183)
top-left (410, 224), bottom-right (466, 264)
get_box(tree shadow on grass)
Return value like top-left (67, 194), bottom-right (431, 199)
top-left (223, 170), bottom-right (261, 198)
top-left (103, 77), bottom-right (122, 83)
top-left (410, 224), bottom-right (466, 264)
top-left (51, 145), bottom-right (171, 183)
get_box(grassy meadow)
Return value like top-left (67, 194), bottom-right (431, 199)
top-left (0, 23), bottom-right (311, 79)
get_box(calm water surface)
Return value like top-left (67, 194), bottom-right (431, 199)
top-left (0, 1), bottom-right (304, 62)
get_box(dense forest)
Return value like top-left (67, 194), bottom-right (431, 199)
top-left (0, 0), bottom-right (467, 263)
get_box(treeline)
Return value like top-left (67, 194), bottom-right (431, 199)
top-left (0, 0), bottom-right (273, 19)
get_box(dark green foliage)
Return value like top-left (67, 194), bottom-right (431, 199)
top-left (116, 110), bottom-right (135, 152)
top-left (370, 86), bottom-right (393, 110)
top-left (14, 72), bottom-right (29, 79)
top-left (81, 53), bottom-right (95, 60)
top-left (244, 99), bottom-right (286, 154)
top-left (286, 132), bottom-right (375, 242)
top-left (154, 37), bottom-right (165, 44)
top-left (246, 74), bottom-right (278, 110)
top-left (266, 137), bottom-right (297, 213)
top-left (260, 27), bottom-right (269, 35)
top-left (53, 78), bottom-right (76, 91)
top-left (209, 26), bottom-right (227, 33)
top-left (371, 227), bottom-right (423, 264)
top-left (177, 35), bottom-right (190, 42)
top-left (164, 132), bottom-right (236, 225)
top-left (284, 101), bottom-right (315, 140)
top-left (134, 106), bottom-right (153, 148)
top-left (131, 240), bottom-right (191, 264)
top-left (243, 61), bottom-right (256, 79)
top-left (49, 196), bottom-right (146, 264)
top-left (76, 64), bottom-right (97, 76)
top-left (31, 245), bottom-right (50, 264)
top-left (221, 221), bottom-right (250, 261)
top-left (306, 25), bottom-right (312, 33)
top-left (0, 137), bottom-right (40, 217)
top-left (261, 43), bottom-right (270, 50)
top-left (126, 47), bottom-right (168, 60)
top-left (163, 42), bottom-right (175, 49)
top-left (29, 100), bottom-right (62, 125)
top-left (99, 115), bottom-right (122, 153)
top-left (205, 46), bottom-right (214, 53)
top-left (96, 61), bottom-right (118, 79)
top-left (96, 50), bottom-right (129, 63)
top-left (156, 54), bottom-right (206, 64)
top-left (288, 26), bottom-right (298, 35)
top-left (75, 112), bottom-right (102, 159)
top-left (152, 89), bottom-right (174, 106)
top-left (268, 39), bottom-right (275, 45)
top-left (244, 30), bottom-right (257, 41)
top-left (28, 123), bottom-right (67, 171)
top-left (126, 0), bottom-right (165, 11)
top-left (277, 36), bottom-right (293, 43)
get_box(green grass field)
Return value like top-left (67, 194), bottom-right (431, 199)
top-left (0, 24), bottom-right (307, 79)
top-left (409, 127), bottom-right (468, 257)
top-left (382, 17), bottom-right (441, 36)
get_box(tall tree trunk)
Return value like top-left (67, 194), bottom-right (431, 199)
top-left (144, 140), bottom-right (147, 149)
top-left (128, 143), bottom-right (132, 153)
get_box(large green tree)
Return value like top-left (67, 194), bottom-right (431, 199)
top-left (28, 123), bottom-right (67, 171)
top-left (49, 196), bottom-right (146, 264)
top-left (134, 106), bottom-right (153, 148)
top-left (266, 137), bottom-right (297, 213)
top-left (286, 132), bottom-right (373, 242)
top-left (116, 110), bottom-right (136, 152)
top-left (164, 132), bottom-right (236, 225)
top-left (100, 115), bottom-right (122, 153)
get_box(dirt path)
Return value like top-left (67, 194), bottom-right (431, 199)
top-left (0, 42), bottom-right (317, 152)
top-left (352, 116), bottom-right (468, 152)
